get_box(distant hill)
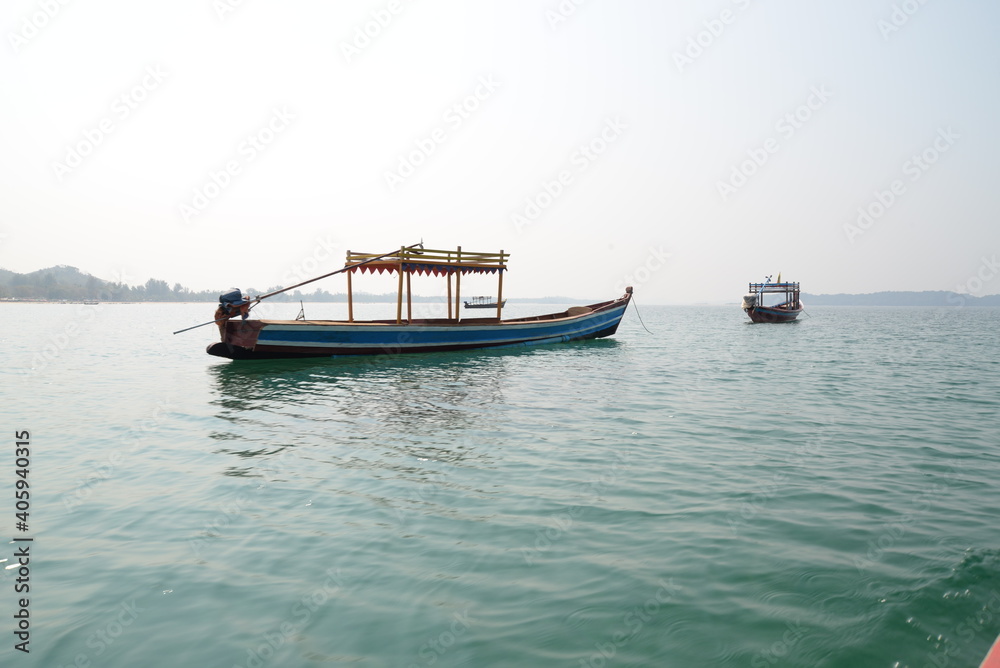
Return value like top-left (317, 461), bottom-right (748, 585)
top-left (0, 265), bottom-right (133, 301)
top-left (803, 291), bottom-right (1000, 306)
top-left (0, 265), bottom-right (287, 302)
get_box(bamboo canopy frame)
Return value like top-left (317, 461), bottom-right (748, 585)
top-left (748, 280), bottom-right (800, 306)
top-left (344, 246), bottom-right (509, 324)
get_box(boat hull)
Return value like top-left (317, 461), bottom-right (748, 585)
top-left (744, 301), bottom-right (803, 323)
top-left (208, 293), bottom-right (630, 360)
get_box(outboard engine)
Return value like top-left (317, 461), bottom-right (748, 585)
top-left (219, 288), bottom-right (250, 319)
top-left (741, 293), bottom-right (758, 309)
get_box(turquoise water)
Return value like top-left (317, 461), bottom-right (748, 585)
top-left (2, 302), bottom-right (999, 667)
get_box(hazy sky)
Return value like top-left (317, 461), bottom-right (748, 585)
top-left (2, 0), bottom-right (998, 304)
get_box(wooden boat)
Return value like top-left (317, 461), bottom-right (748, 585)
top-left (205, 244), bottom-right (632, 360)
top-left (742, 276), bottom-right (803, 323)
top-left (464, 296), bottom-right (506, 309)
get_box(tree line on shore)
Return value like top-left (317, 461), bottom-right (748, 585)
top-left (0, 265), bottom-right (377, 302)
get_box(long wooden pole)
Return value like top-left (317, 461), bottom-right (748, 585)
top-left (172, 316), bottom-right (230, 335)
top-left (174, 242), bottom-right (423, 334)
top-left (252, 242), bottom-right (423, 302)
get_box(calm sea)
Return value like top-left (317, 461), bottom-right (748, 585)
top-left (2, 302), bottom-right (999, 668)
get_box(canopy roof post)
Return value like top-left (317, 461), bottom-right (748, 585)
top-left (455, 245), bottom-right (462, 323)
top-left (346, 249), bottom-right (354, 322)
top-left (447, 270), bottom-right (453, 320)
top-left (396, 246), bottom-right (404, 325)
top-left (496, 248), bottom-right (504, 320)
top-left (406, 271), bottom-right (413, 323)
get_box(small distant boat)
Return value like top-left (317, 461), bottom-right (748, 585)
top-left (200, 244), bottom-right (632, 359)
top-left (742, 276), bottom-right (803, 323)
top-left (464, 296), bottom-right (506, 309)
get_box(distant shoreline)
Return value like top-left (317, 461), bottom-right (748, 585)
top-left (799, 291), bottom-right (1000, 306)
top-left (4, 266), bottom-right (999, 306)
top-left (5, 295), bottom-right (1000, 307)
top-left (0, 297), bottom-right (593, 305)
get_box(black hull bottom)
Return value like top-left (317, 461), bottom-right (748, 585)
top-left (744, 308), bottom-right (801, 324)
top-left (207, 343), bottom-right (320, 360)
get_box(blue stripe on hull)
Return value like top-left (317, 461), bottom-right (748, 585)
top-left (253, 304), bottom-right (627, 354)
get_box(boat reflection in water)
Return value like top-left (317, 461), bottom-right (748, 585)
top-left (206, 338), bottom-right (621, 470)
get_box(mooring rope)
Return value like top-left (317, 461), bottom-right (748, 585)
top-left (630, 295), bottom-right (654, 334)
